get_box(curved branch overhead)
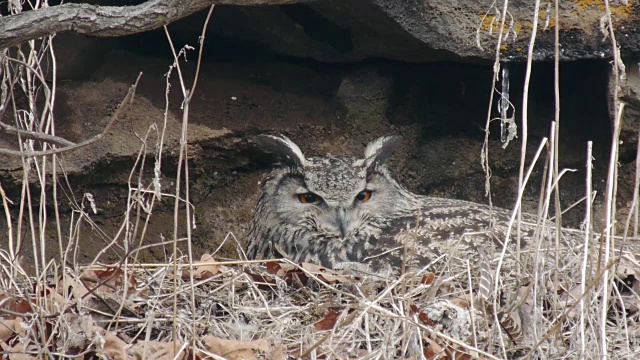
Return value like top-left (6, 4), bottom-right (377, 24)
top-left (0, 0), bottom-right (313, 50)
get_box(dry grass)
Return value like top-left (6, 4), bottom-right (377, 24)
top-left (1, 1), bottom-right (640, 359)
top-left (1, 237), bottom-right (639, 359)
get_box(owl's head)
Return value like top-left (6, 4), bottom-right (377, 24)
top-left (247, 134), bottom-right (415, 263)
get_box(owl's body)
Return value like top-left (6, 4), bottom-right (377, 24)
top-left (246, 135), bottom-right (560, 274)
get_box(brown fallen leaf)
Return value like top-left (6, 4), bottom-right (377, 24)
top-left (266, 262), bottom-right (309, 285)
top-left (129, 340), bottom-right (188, 360)
top-left (266, 261), bottom-right (285, 276)
top-left (410, 304), bottom-right (437, 327)
top-left (263, 262), bottom-right (361, 289)
top-left (182, 253), bottom-right (223, 280)
top-left (445, 344), bottom-right (477, 360)
top-left (95, 267), bottom-right (138, 289)
top-left (100, 329), bottom-right (127, 360)
top-left (203, 335), bottom-right (271, 360)
top-left (268, 342), bottom-right (286, 360)
top-left (298, 262), bottom-right (359, 284)
top-left (98, 329), bottom-right (188, 360)
top-left (81, 267), bottom-right (136, 296)
top-left (449, 297), bottom-right (469, 309)
top-left (421, 273), bottom-right (436, 285)
top-left (0, 318), bottom-right (25, 342)
top-left (60, 276), bottom-right (89, 302)
top-left (0, 341), bottom-right (39, 360)
top-left (56, 314), bottom-right (95, 353)
top-left (0, 293), bottom-right (32, 319)
top-left (314, 310), bottom-right (343, 331)
top-left (245, 268), bottom-right (277, 287)
top-left (423, 337), bottom-right (446, 359)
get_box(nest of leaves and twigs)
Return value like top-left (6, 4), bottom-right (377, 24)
top-left (1, 245), bottom-right (640, 359)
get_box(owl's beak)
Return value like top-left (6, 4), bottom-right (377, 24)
top-left (337, 208), bottom-right (349, 238)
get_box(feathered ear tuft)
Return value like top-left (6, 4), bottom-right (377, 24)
top-left (364, 136), bottom-right (401, 170)
top-left (256, 134), bottom-right (306, 168)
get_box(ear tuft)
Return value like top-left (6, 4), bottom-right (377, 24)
top-left (256, 134), bottom-right (306, 168)
top-left (364, 136), bottom-right (401, 170)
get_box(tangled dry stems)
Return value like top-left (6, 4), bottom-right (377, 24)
top-left (1, 235), bottom-right (639, 359)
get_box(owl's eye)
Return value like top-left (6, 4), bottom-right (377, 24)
top-left (355, 190), bottom-right (372, 202)
top-left (297, 193), bottom-right (321, 204)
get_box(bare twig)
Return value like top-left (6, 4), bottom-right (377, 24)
top-left (580, 141), bottom-right (593, 355)
top-left (601, 0), bottom-right (625, 354)
top-left (0, 72), bottom-right (143, 157)
top-left (0, 120), bottom-right (75, 147)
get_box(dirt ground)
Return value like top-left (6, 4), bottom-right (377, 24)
top-left (0, 37), bottom-right (628, 270)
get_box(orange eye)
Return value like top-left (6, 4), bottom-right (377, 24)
top-left (355, 190), bottom-right (372, 202)
top-left (298, 193), bottom-right (321, 204)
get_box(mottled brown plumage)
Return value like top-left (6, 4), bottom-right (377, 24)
top-left (246, 134), bottom-right (575, 277)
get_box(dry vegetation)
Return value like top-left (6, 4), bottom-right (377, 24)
top-left (1, 1), bottom-right (640, 359)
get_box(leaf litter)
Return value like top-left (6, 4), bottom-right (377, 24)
top-left (1, 249), bottom-right (639, 359)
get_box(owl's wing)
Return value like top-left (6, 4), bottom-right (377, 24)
top-left (358, 198), bottom-right (577, 281)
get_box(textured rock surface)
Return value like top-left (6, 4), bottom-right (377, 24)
top-left (179, 0), bottom-right (640, 62)
top-left (0, 44), bottom-right (620, 265)
top-left (610, 60), bottom-right (640, 162)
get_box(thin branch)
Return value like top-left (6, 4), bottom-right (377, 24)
top-left (0, 0), bottom-right (313, 50)
top-left (0, 72), bottom-right (143, 157)
top-left (0, 120), bottom-right (75, 147)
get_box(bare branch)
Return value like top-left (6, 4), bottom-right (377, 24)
top-left (0, 121), bottom-right (76, 147)
top-left (0, 0), bottom-right (314, 49)
top-left (0, 72), bottom-right (143, 157)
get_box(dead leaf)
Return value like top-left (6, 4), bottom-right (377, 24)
top-left (182, 253), bottom-right (222, 280)
top-left (410, 304), bottom-right (436, 327)
top-left (446, 346), bottom-right (476, 360)
top-left (314, 310), bottom-right (343, 331)
top-left (449, 297), bottom-right (469, 309)
top-left (245, 268), bottom-right (277, 286)
top-left (0, 341), bottom-right (38, 360)
top-left (266, 262), bottom-right (309, 285)
top-left (81, 267), bottom-right (137, 296)
top-left (56, 314), bottom-right (95, 353)
top-left (268, 342), bottom-right (286, 360)
top-left (423, 337), bottom-right (446, 359)
top-left (0, 318), bottom-right (25, 342)
top-left (204, 335), bottom-right (271, 360)
top-left (0, 293), bottom-right (32, 319)
top-left (266, 261), bottom-right (285, 276)
top-left (129, 340), bottom-right (188, 360)
top-left (100, 330), bottom-right (127, 360)
top-left (421, 273), bottom-right (436, 285)
top-left (95, 267), bottom-right (138, 289)
top-left (299, 262), bottom-right (359, 284)
top-left (261, 262), bottom-right (360, 288)
top-left (59, 274), bottom-right (91, 300)
top-left (98, 328), bottom-right (188, 360)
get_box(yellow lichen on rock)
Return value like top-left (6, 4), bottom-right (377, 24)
top-left (574, 0), bottom-right (633, 16)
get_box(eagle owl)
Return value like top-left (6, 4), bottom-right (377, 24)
top-left (246, 134), bottom-right (558, 274)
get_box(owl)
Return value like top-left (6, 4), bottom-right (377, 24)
top-left (246, 134), bottom-right (569, 275)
